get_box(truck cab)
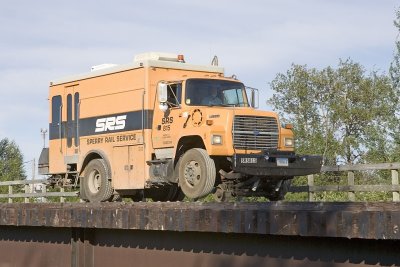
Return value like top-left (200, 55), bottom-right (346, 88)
top-left (152, 74), bottom-right (321, 201)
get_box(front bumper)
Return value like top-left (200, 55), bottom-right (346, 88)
top-left (232, 151), bottom-right (322, 177)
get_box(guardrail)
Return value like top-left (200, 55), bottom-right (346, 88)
top-left (289, 162), bottom-right (400, 202)
top-left (0, 179), bottom-right (78, 203)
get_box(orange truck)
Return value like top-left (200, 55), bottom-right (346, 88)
top-left (38, 52), bottom-right (322, 202)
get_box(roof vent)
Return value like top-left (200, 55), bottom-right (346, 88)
top-left (134, 52), bottom-right (182, 63)
top-left (91, 64), bottom-right (118, 72)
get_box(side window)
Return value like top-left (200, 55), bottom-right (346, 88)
top-left (52, 95), bottom-right (62, 125)
top-left (74, 92), bottom-right (80, 147)
top-left (51, 95), bottom-right (62, 141)
top-left (166, 83), bottom-right (182, 107)
top-left (67, 94), bottom-right (72, 148)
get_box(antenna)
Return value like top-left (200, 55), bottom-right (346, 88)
top-left (211, 55), bottom-right (218, 66)
top-left (40, 128), bottom-right (48, 148)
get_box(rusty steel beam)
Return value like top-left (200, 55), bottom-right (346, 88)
top-left (0, 202), bottom-right (399, 240)
top-left (0, 226), bottom-right (398, 267)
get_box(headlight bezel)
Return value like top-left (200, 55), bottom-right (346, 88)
top-left (284, 137), bottom-right (294, 147)
top-left (211, 135), bottom-right (223, 145)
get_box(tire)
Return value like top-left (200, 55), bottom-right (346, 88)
top-left (267, 179), bottom-right (292, 201)
top-left (111, 194), bottom-right (122, 202)
top-left (178, 148), bottom-right (216, 199)
top-left (83, 159), bottom-right (113, 202)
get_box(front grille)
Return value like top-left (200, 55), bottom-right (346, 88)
top-left (233, 115), bottom-right (279, 150)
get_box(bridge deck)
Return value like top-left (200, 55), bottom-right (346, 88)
top-left (0, 202), bottom-right (398, 240)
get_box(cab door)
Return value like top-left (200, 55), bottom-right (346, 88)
top-left (152, 82), bottom-right (185, 150)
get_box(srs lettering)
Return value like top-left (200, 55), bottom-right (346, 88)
top-left (95, 115), bottom-right (127, 132)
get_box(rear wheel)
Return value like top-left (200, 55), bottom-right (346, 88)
top-left (111, 194), bottom-right (122, 202)
top-left (178, 148), bottom-right (216, 199)
top-left (83, 159), bottom-right (113, 202)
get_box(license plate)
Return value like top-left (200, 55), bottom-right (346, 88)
top-left (276, 158), bottom-right (289, 167)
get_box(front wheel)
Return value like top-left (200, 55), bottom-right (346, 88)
top-left (83, 159), bottom-right (113, 202)
top-left (178, 148), bottom-right (216, 199)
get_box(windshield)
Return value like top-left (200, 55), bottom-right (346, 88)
top-left (185, 79), bottom-right (249, 107)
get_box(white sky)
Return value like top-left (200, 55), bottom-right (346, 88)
top-left (0, 0), bottom-right (398, 177)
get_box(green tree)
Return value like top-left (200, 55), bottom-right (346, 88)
top-left (390, 8), bottom-right (400, 90)
top-left (0, 138), bottom-right (26, 182)
top-left (269, 59), bottom-right (397, 165)
top-left (388, 7), bottom-right (400, 162)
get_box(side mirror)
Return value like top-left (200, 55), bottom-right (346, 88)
top-left (158, 83), bottom-right (168, 103)
top-left (246, 87), bottom-right (259, 108)
top-left (251, 90), bottom-right (256, 108)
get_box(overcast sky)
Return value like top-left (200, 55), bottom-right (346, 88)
top-left (0, 0), bottom-right (398, 177)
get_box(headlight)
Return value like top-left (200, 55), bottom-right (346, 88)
top-left (284, 137), bottom-right (294, 147)
top-left (211, 135), bottom-right (222, 145)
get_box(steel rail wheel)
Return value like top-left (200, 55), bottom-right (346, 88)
top-left (267, 179), bottom-right (292, 201)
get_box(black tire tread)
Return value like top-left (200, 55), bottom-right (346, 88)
top-left (83, 158), bottom-right (113, 202)
top-left (195, 148), bottom-right (216, 198)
